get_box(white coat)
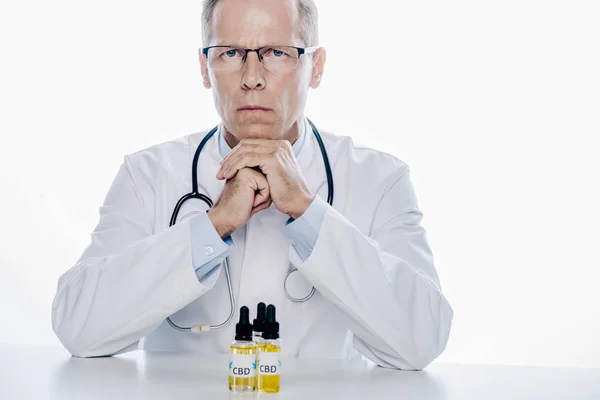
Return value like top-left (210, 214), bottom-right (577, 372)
top-left (51, 123), bottom-right (453, 370)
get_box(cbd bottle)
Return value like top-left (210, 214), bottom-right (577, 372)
top-left (229, 306), bottom-right (257, 392)
top-left (257, 304), bottom-right (281, 393)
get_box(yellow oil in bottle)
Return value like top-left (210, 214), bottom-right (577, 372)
top-left (257, 341), bottom-right (281, 393)
top-left (229, 343), bottom-right (257, 392)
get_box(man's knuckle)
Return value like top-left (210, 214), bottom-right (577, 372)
top-left (238, 168), bottom-right (251, 177)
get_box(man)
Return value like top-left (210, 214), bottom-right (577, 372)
top-left (52, 0), bottom-right (453, 370)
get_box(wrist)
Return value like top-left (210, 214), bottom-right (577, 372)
top-left (207, 209), bottom-right (234, 239)
top-left (288, 194), bottom-right (314, 220)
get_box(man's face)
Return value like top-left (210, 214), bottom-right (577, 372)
top-left (200, 0), bottom-right (324, 141)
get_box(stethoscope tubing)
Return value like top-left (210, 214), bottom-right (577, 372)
top-left (165, 120), bottom-right (333, 332)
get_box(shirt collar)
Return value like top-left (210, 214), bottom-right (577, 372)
top-left (218, 117), bottom-right (308, 159)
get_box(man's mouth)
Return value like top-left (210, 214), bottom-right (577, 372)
top-left (238, 105), bottom-right (270, 111)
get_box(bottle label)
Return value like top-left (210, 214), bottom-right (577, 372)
top-left (229, 354), bottom-right (256, 378)
top-left (258, 352), bottom-right (281, 375)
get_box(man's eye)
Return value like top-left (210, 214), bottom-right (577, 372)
top-left (263, 48), bottom-right (289, 58)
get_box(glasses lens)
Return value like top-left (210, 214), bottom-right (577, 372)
top-left (260, 46), bottom-right (300, 72)
top-left (206, 47), bottom-right (244, 71)
top-left (205, 46), bottom-right (302, 72)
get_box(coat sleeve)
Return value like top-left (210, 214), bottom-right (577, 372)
top-left (289, 165), bottom-right (453, 370)
top-left (51, 156), bottom-right (219, 358)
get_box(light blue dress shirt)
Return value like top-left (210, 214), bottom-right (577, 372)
top-left (189, 119), bottom-right (328, 283)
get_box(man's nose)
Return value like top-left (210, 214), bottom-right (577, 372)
top-left (241, 51), bottom-right (266, 90)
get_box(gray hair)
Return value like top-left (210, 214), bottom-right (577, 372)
top-left (201, 0), bottom-right (319, 47)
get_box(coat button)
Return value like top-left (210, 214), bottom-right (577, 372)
top-left (204, 246), bottom-right (214, 256)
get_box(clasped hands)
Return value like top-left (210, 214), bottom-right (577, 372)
top-left (207, 139), bottom-right (314, 239)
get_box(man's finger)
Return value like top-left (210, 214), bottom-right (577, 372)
top-left (224, 153), bottom-right (257, 179)
top-left (219, 140), bottom-right (276, 166)
top-left (221, 152), bottom-right (273, 180)
top-left (217, 151), bottom-right (247, 180)
top-left (253, 187), bottom-right (270, 207)
top-left (251, 197), bottom-right (272, 215)
top-left (218, 150), bottom-right (255, 179)
top-left (217, 151), bottom-right (252, 180)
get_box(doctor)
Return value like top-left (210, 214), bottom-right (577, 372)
top-left (52, 0), bottom-right (453, 370)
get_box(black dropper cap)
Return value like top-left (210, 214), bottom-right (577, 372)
top-left (235, 306), bottom-right (253, 341)
top-left (253, 302), bottom-right (266, 333)
top-left (262, 304), bottom-right (280, 340)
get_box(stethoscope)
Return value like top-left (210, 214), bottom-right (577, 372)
top-left (166, 118), bottom-right (334, 333)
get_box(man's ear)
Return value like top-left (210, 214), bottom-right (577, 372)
top-left (199, 49), bottom-right (212, 89)
top-left (310, 47), bottom-right (326, 89)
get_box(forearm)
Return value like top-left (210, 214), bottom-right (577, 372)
top-left (51, 220), bottom-right (211, 357)
top-left (290, 206), bottom-right (453, 370)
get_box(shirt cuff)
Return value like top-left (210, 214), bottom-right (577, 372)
top-left (281, 195), bottom-right (328, 261)
top-left (189, 211), bottom-right (233, 283)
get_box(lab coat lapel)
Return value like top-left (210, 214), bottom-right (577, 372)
top-left (298, 126), bottom-right (329, 206)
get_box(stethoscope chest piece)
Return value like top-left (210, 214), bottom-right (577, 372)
top-left (284, 268), bottom-right (315, 302)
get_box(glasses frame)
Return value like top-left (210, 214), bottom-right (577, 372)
top-left (200, 45), bottom-right (318, 70)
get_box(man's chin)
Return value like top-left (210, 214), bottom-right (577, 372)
top-left (232, 121), bottom-right (280, 140)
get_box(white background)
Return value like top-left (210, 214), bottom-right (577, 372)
top-left (1, 0), bottom-right (599, 368)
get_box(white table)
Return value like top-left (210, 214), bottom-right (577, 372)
top-left (1, 344), bottom-right (598, 399)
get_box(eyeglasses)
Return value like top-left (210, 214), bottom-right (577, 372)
top-left (201, 45), bottom-right (317, 73)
